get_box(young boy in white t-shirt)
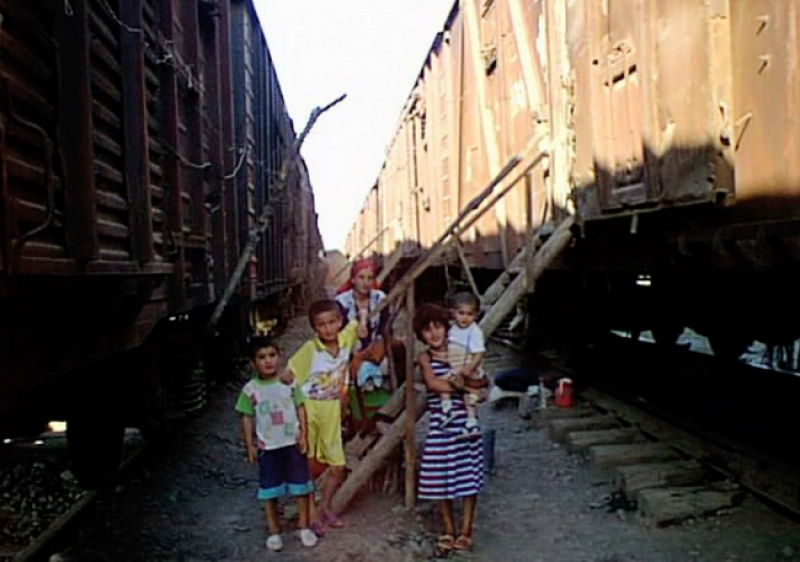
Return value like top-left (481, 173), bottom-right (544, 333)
top-left (440, 292), bottom-right (488, 433)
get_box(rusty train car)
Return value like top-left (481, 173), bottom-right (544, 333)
top-left (0, 0), bottom-right (323, 484)
top-left (345, 0), bottom-right (800, 359)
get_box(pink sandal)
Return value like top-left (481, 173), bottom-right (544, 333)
top-left (309, 521), bottom-right (326, 537)
top-left (323, 511), bottom-right (345, 529)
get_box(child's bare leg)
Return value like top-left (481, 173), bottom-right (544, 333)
top-left (320, 465), bottom-right (346, 521)
top-left (297, 494), bottom-right (311, 529)
top-left (264, 499), bottom-right (281, 536)
top-left (307, 459), bottom-right (326, 525)
top-left (460, 495), bottom-right (477, 537)
top-left (440, 499), bottom-right (456, 536)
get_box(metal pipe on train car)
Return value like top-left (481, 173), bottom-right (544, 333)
top-left (55, 0), bottom-right (99, 262)
top-left (120, 0), bottom-right (155, 265)
top-left (206, 94), bottom-right (346, 334)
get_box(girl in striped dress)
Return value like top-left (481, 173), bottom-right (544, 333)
top-left (413, 303), bottom-right (485, 555)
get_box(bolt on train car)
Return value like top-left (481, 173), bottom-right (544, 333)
top-left (344, 0), bottom-right (800, 363)
top-left (0, 0), bottom-right (324, 486)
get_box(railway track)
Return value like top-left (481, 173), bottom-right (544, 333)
top-left (0, 432), bottom-right (146, 562)
top-left (487, 335), bottom-right (800, 526)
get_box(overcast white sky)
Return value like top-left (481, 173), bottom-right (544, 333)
top-left (253, 0), bottom-right (455, 251)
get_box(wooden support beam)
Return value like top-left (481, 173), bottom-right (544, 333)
top-left (332, 387), bottom-right (427, 515)
top-left (56, 0), bottom-right (98, 261)
top-left (481, 246), bottom-right (527, 307)
top-left (120, 0), bottom-right (154, 265)
top-left (480, 217), bottom-right (574, 338)
top-left (404, 284), bottom-right (416, 508)
top-left (373, 149), bottom-right (550, 321)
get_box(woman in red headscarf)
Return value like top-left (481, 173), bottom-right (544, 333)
top-left (335, 259), bottom-right (386, 349)
top-left (335, 259), bottom-right (404, 435)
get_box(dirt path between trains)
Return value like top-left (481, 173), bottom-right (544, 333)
top-left (51, 318), bottom-right (800, 562)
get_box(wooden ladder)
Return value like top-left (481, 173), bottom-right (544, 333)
top-left (331, 145), bottom-right (575, 513)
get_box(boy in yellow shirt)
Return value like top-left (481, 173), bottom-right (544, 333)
top-left (285, 299), bottom-right (366, 533)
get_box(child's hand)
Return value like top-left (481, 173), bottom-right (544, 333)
top-left (279, 368), bottom-right (294, 385)
top-left (448, 373), bottom-right (466, 391)
top-left (246, 443), bottom-right (257, 464)
top-left (297, 430), bottom-right (307, 455)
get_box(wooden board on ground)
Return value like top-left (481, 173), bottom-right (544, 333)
top-left (549, 415), bottom-right (619, 443)
top-left (615, 460), bottom-right (706, 501)
top-left (590, 443), bottom-right (679, 468)
top-left (566, 428), bottom-right (642, 453)
top-left (637, 486), bottom-right (745, 527)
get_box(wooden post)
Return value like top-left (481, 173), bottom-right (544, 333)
top-left (454, 236), bottom-right (481, 300)
top-left (404, 283), bottom-right (417, 508)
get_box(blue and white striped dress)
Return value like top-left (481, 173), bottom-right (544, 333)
top-left (418, 353), bottom-right (485, 500)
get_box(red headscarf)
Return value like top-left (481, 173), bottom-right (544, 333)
top-left (336, 258), bottom-right (380, 295)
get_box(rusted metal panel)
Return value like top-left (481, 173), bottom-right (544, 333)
top-left (572, 0), bottom-right (723, 218)
top-left (347, 0), bottom-right (553, 270)
top-left (730, 1), bottom-right (800, 211)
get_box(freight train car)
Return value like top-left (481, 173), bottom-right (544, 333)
top-left (345, 0), bottom-right (800, 361)
top-left (0, 0), bottom-right (323, 486)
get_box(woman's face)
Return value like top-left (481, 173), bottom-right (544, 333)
top-left (421, 321), bottom-right (447, 350)
top-left (352, 268), bottom-right (375, 296)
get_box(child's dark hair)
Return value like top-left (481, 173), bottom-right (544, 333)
top-left (450, 291), bottom-right (480, 311)
top-left (249, 336), bottom-right (280, 359)
top-left (413, 303), bottom-right (451, 340)
top-left (308, 298), bottom-right (343, 326)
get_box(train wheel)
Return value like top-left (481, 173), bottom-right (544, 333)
top-left (67, 375), bottom-right (125, 489)
top-left (652, 324), bottom-right (683, 347)
top-left (708, 330), bottom-right (751, 363)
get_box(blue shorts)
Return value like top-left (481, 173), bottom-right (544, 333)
top-left (257, 445), bottom-right (314, 501)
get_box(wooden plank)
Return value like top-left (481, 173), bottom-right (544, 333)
top-left (548, 415), bottom-right (619, 443)
top-left (372, 154), bottom-right (530, 321)
top-left (615, 460), bottom-right (706, 501)
top-left (637, 486), bottom-right (745, 527)
top-left (331, 387), bottom-right (427, 515)
top-left (589, 443), bottom-right (679, 468)
top-left (566, 428), bottom-right (642, 453)
top-left (120, 0), bottom-right (154, 264)
top-left (404, 284), bottom-right (416, 508)
top-left (55, 0), bottom-right (98, 261)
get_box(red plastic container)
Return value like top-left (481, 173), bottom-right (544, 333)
top-left (554, 379), bottom-right (575, 408)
